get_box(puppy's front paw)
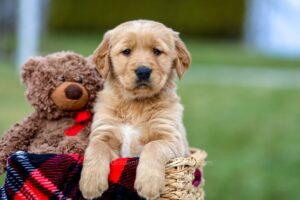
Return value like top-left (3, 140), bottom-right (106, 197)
top-left (79, 165), bottom-right (109, 199)
top-left (134, 163), bottom-right (165, 200)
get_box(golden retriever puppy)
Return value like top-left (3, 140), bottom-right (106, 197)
top-left (80, 20), bottom-right (191, 200)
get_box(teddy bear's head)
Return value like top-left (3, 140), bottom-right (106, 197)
top-left (21, 51), bottom-right (103, 119)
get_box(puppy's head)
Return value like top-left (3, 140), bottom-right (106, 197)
top-left (94, 20), bottom-right (191, 99)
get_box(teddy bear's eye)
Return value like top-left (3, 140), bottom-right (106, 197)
top-left (77, 76), bottom-right (83, 84)
top-left (58, 75), bottom-right (65, 82)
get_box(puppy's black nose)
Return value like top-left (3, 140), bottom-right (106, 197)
top-left (135, 66), bottom-right (152, 81)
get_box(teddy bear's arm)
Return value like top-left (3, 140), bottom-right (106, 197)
top-left (57, 125), bottom-right (91, 155)
top-left (0, 113), bottom-right (41, 174)
top-left (58, 137), bottom-right (88, 155)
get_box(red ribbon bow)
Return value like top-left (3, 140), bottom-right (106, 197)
top-left (64, 111), bottom-right (92, 136)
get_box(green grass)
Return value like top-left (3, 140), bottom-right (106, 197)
top-left (0, 62), bottom-right (32, 133)
top-left (185, 38), bottom-right (300, 68)
top-left (0, 33), bottom-right (300, 199)
top-left (0, 63), bottom-right (32, 185)
top-left (178, 83), bottom-right (300, 200)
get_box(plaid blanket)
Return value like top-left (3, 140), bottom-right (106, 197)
top-left (0, 151), bottom-right (144, 200)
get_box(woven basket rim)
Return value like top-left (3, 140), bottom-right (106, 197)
top-left (166, 147), bottom-right (207, 168)
top-left (162, 147), bottom-right (207, 200)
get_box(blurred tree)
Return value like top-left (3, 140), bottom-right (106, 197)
top-left (0, 0), bottom-right (17, 59)
top-left (0, 0), bottom-right (49, 65)
top-left (48, 0), bottom-right (245, 38)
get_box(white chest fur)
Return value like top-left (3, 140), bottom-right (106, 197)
top-left (120, 124), bottom-right (141, 157)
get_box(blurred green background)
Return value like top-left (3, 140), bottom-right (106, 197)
top-left (1, 0), bottom-right (300, 199)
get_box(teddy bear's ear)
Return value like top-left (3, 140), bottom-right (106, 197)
top-left (21, 57), bottom-right (41, 85)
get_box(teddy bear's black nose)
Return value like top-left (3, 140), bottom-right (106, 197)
top-left (65, 84), bottom-right (83, 100)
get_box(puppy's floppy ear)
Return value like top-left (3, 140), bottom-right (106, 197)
top-left (173, 33), bottom-right (191, 79)
top-left (93, 32), bottom-right (112, 79)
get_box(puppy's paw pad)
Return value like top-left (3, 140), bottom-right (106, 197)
top-left (134, 169), bottom-right (165, 199)
top-left (79, 168), bottom-right (108, 199)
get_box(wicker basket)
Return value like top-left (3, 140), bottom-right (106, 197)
top-left (160, 148), bottom-right (207, 200)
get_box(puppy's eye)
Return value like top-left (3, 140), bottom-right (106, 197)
top-left (153, 48), bottom-right (162, 56)
top-left (122, 48), bottom-right (131, 56)
top-left (58, 75), bottom-right (65, 82)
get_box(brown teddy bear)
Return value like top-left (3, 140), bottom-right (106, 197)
top-left (0, 51), bottom-right (103, 174)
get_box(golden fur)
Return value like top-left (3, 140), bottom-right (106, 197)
top-left (80, 20), bottom-right (191, 200)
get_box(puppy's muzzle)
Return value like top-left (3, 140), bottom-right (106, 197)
top-left (135, 66), bottom-right (152, 81)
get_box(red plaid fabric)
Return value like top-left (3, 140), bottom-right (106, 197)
top-left (0, 151), bottom-right (144, 200)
